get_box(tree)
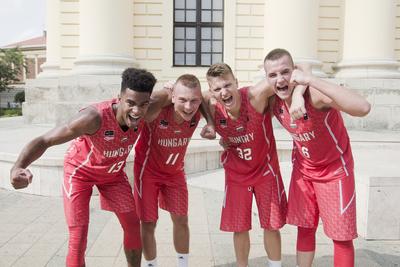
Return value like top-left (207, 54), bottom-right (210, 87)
top-left (14, 90), bottom-right (25, 104)
top-left (0, 47), bottom-right (25, 92)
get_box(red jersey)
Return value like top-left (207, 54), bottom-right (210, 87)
top-left (64, 99), bottom-right (142, 180)
top-left (273, 91), bottom-right (354, 181)
top-left (134, 105), bottom-right (200, 181)
top-left (215, 87), bottom-right (280, 186)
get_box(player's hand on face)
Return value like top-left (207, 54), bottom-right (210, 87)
top-left (10, 167), bottom-right (33, 189)
top-left (200, 123), bottom-right (216, 139)
top-left (290, 63), bottom-right (312, 87)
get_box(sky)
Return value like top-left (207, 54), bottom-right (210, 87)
top-left (0, 0), bottom-right (46, 47)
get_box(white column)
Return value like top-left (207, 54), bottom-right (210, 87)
top-left (335, 0), bottom-right (400, 78)
top-left (72, 0), bottom-right (134, 75)
top-left (263, 0), bottom-right (325, 77)
top-left (37, 0), bottom-right (61, 78)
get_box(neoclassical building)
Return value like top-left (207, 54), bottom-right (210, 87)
top-left (23, 0), bottom-right (400, 129)
top-left (5, 0), bottom-right (400, 240)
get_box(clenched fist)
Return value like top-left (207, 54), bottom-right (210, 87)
top-left (10, 167), bottom-right (33, 189)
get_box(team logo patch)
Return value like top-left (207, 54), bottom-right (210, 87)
top-left (219, 119), bottom-right (227, 128)
top-left (159, 119), bottom-right (168, 129)
top-left (236, 125), bottom-right (244, 132)
top-left (104, 130), bottom-right (115, 141)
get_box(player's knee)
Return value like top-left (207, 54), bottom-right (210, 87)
top-left (171, 214), bottom-right (188, 227)
top-left (297, 227), bottom-right (317, 252)
top-left (141, 221), bottom-right (157, 233)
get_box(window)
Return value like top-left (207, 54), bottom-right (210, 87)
top-left (173, 0), bottom-right (224, 66)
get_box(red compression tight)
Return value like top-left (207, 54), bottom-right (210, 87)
top-left (297, 227), bottom-right (354, 267)
top-left (66, 211), bottom-right (140, 267)
top-left (115, 211), bottom-right (141, 249)
top-left (66, 225), bottom-right (88, 267)
top-left (333, 239), bottom-right (354, 267)
top-left (297, 227), bottom-right (317, 252)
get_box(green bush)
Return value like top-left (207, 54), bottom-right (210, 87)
top-left (0, 108), bottom-right (22, 117)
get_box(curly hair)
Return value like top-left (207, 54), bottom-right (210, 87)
top-left (121, 68), bottom-right (157, 94)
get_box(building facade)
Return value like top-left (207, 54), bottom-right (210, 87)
top-left (23, 0), bottom-right (400, 130)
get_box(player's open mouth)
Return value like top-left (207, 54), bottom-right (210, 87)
top-left (222, 95), bottom-right (233, 106)
top-left (128, 114), bottom-right (141, 125)
top-left (277, 85), bottom-right (288, 92)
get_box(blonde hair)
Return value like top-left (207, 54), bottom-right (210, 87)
top-left (175, 74), bottom-right (201, 89)
top-left (206, 63), bottom-right (234, 79)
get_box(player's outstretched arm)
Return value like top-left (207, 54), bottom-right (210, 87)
top-left (10, 108), bottom-right (101, 189)
top-left (144, 82), bottom-right (173, 123)
top-left (291, 67), bottom-right (371, 117)
top-left (248, 79), bottom-right (275, 114)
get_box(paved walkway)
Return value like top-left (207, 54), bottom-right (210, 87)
top-left (1, 169), bottom-right (400, 267)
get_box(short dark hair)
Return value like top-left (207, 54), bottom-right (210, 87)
top-left (264, 48), bottom-right (294, 66)
top-left (206, 63), bottom-right (234, 79)
top-left (121, 68), bottom-right (156, 94)
top-left (175, 74), bottom-right (201, 89)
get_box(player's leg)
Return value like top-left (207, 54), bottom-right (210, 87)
top-left (159, 181), bottom-right (189, 267)
top-left (314, 173), bottom-right (357, 267)
top-left (141, 221), bottom-right (157, 264)
top-left (135, 178), bottom-right (160, 266)
top-left (63, 170), bottom-right (93, 267)
top-left (66, 224), bottom-right (89, 267)
top-left (97, 176), bottom-right (145, 267)
top-left (115, 211), bottom-right (142, 267)
top-left (234, 231), bottom-right (250, 267)
top-left (333, 239), bottom-right (354, 267)
top-left (286, 168), bottom-right (320, 267)
top-left (296, 226), bottom-right (317, 267)
top-left (263, 229), bottom-right (281, 267)
top-left (254, 174), bottom-right (287, 266)
top-left (170, 213), bottom-right (189, 267)
top-left (220, 184), bottom-right (253, 267)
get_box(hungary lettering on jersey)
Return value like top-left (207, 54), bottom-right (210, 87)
top-left (157, 137), bottom-right (190, 147)
top-left (103, 144), bottom-right (134, 158)
top-left (290, 131), bottom-right (316, 142)
top-left (227, 133), bottom-right (255, 144)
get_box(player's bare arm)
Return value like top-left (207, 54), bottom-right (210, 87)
top-left (199, 92), bottom-right (216, 139)
top-left (291, 68), bottom-right (371, 117)
top-left (248, 78), bottom-right (275, 114)
top-left (251, 77), bottom-right (307, 119)
top-left (10, 108), bottom-right (101, 189)
top-left (144, 84), bottom-right (173, 123)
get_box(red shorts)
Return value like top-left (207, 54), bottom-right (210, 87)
top-left (220, 173), bottom-right (287, 232)
top-left (63, 164), bottom-right (136, 227)
top-left (134, 172), bottom-right (188, 222)
top-left (287, 167), bottom-right (358, 241)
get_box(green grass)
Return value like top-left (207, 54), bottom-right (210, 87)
top-left (0, 108), bottom-right (22, 117)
